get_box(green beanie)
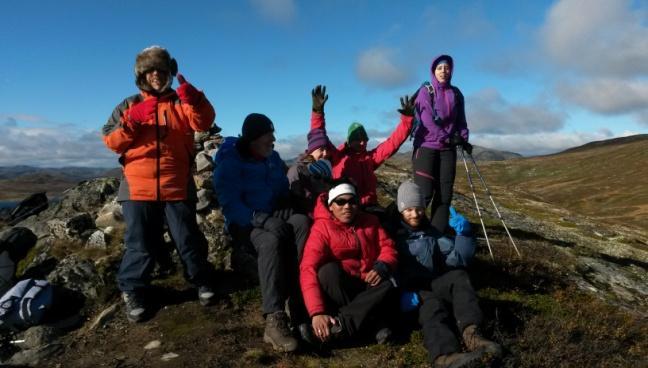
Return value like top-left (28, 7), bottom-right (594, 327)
top-left (347, 122), bottom-right (368, 142)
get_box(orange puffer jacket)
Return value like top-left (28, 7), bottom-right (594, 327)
top-left (102, 89), bottom-right (215, 201)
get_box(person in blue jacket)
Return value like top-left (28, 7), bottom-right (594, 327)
top-left (213, 113), bottom-right (309, 353)
top-left (392, 181), bottom-right (501, 368)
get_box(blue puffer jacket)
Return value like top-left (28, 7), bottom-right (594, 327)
top-left (213, 137), bottom-right (289, 227)
top-left (394, 220), bottom-right (475, 284)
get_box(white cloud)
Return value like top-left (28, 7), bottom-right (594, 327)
top-left (557, 78), bottom-right (648, 117)
top-left (472, 129), bottom-right (628, 156)
top-left (249, 0), bottom-right (296, 24)
top-left (0, 124), bottom-right (115, 167)
top-left (356, 47), bottom-right (414, 88)
top-left (467, 88), bottom-right (566, 135)
top-left (541, 0), bottom-right (648, 77)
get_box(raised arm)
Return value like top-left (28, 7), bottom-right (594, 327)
top-left (176, 73), bottom-right (215, 132)
top-left (371, 93), bottom-right (417, 167)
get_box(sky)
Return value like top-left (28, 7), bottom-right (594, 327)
top-left (0, 0), bottom-right (646, 167)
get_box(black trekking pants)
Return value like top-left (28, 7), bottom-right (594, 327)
top-left (317, 262), bottom-right (396, 337)
top-left (418, 269), bottom-right (483, 362)
top-left (229, 214), bottom-right (310, 319)
top-left (412, 147), bottom-right (457, 233)
top-left (118, 200), bottom-right (214, 292)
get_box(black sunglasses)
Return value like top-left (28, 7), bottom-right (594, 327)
top-left (332, 197), bottom-right (358, 206)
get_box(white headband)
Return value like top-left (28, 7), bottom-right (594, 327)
top-left (327, 183), bottom-right (356, 205)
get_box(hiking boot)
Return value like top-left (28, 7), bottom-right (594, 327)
top-left (375, 327), bottom-right (393, 345)
top-left (122, 291), bottom-right (146, 323)
top-left (263, 311), bottom-right (298, 352)
top-left (433, 351), bottom-right (483, 368)
top-left (329, 316), bottom-right (347, 339)
top-left (197, 285), bottom-right (216, 306)
top-left (462, 324), bottom-right (502, 356)
top-left (298, 323), bottom-right (318, 345)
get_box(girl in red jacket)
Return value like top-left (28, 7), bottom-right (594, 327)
top-left (309, 85), bottom-right (417, 210)
top-left (299, 179), bottom-right (398, 345)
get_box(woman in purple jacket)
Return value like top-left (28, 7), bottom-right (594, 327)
top-left (412, 55), bottom-right (472, 234)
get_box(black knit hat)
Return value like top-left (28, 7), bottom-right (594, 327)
top-left (242, 113), bottom-right (275, 141)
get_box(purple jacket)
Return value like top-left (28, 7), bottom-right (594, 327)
top-left (413, 55), bottom-right (469, 150)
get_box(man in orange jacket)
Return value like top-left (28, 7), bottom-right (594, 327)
top-left (102, 46), bottom-right (217, 322)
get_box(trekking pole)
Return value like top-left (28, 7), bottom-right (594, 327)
top-left (466, 152), bottom-right (522, 257)
top-left (458, 148), bottom-right (494, 261)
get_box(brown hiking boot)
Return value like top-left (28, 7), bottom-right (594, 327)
top-left (263, 311), bottom-right (298, 352)
top-left (462, 324), bottom-right (502, 356)
top-left (433, 351), bottom-right (483, 368)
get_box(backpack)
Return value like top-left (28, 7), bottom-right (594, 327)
top-left (410, 81), bottom-right (464, 140)
top-left (0, 278), bottom-right (53, 330)
top-left (0, 227), bottom-right (38, 295)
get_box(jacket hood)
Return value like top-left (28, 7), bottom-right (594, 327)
top-left (430, 54), bottom-right (454, 86)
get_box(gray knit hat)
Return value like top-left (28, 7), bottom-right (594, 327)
top-left (397, 181), bottom-right (425, 212)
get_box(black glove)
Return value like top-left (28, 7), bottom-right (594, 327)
top-left (397, 91), bottom-right (418, 117)
top-left (462, 141), bottom-right (473, 155)
top-left (311, 85), bottom-right (328, 113)
top-left (252, 212), bottom-right (291, 239)
top-left (373, 261), bottom-right (390, 279)
top-left (273, 207), bottom-right (294, 221)
top-left (449, 134), bottom-right (465, 147)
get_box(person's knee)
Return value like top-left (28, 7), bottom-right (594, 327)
top-left (287, 213), bottom-right (309, 231)
top-left (317, 262), bottom-right (342, 285)
top-left (252, 231), bottom-right (281, 256)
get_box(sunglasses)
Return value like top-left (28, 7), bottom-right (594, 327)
top-left (332, 197), bottom-right (358, 206)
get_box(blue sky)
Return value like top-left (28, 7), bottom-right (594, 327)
top-left (0, 0), bottom-right (646, 167)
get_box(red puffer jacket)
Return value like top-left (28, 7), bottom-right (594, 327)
top-left (102, 89), bottom-right (215, 201)
top-left (299, 194), bottom-right (398, 317)
top-left (310, 112), bottom-right (413, 206)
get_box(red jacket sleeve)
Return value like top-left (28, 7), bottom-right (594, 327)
top-left (300, 222), bottom-right (330, 317)
top-left (182, 93), bottom-right (216, 132)
top-left (370, 115), bottom-right (414, 168)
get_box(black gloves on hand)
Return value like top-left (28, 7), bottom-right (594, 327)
top-left (373, 261), bottom-right (390, 279)
top-left (252, 212), bottom-right (292, 240)
top-left (462, 142), bottom-right (473, 155)
top-left (397, 91), bottom-right (418, 117)
top-left (449, 134), bottom-right (465, 147)
top-left (311, 85), bottom-right (328, 113)
top-left (449, 134), bottom-right (473, 154)
top-left (273, 207), bottom-right (294, 222)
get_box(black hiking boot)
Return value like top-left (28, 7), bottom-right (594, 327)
top-left (197, 285), bottom-right (216, 306)
top-left (462, 324), bottom-right (502, 356)
top-left (264, 311), bottom-right (298, 352)
top-left (375, 327), bottom-right (393, 345)
top-left (122, 291), bottom-right (146, 323)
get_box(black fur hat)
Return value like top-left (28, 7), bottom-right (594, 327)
top-left (134, 46), bottom-right (178, 92)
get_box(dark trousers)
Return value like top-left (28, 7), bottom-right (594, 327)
top-left (418, 269), bottom-right (482, 362)
top-left (318, 262), bottom-right (395, 337)
top-left (118, 200), bottom-right (214, 292)
top-left (412, 147), bottom-right (457, 233)
top-left (230, 214), bottom-right (310, 317)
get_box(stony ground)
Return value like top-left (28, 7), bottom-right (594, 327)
top-left (1, 158), bottom-right (647, 367)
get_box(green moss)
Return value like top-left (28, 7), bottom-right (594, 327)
top-left (14, 244), bottom-right (43, 278)
top-left (479, 288), bottom-right (563, 316)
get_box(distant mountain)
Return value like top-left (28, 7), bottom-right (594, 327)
top-left (462, 134), bottom-right (648, 230)
top-left (0, 166), bottom-right (119, 200)
top-left (557, 134), bottom-right (648, 155)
